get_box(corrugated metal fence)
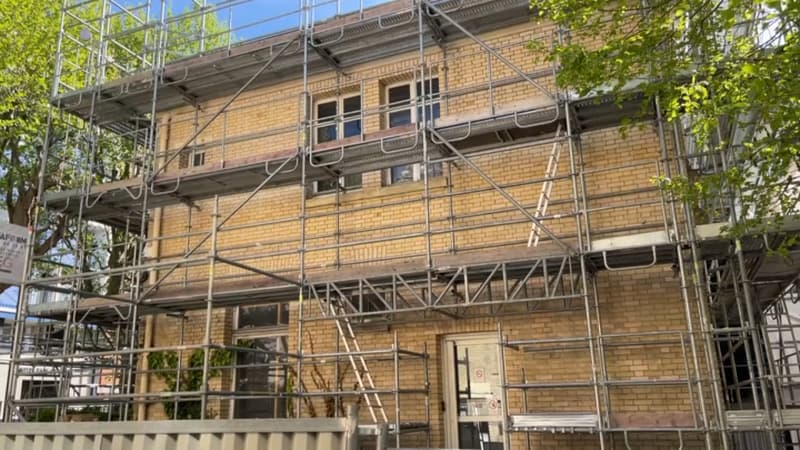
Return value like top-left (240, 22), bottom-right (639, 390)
top-left (0, 416), bottom-right (359, 450)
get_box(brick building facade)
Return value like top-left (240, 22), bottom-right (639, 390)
top-left (5, 1), bottom-right (800, 450)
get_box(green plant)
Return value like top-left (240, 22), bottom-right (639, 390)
top-left (25, 407), bottom-right (56, 422)
top-left (533, 0), bottom-right (800, 247)
top-left (147, 348), bottom-right (233, 419)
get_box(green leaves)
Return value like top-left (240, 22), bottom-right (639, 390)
top-left (0, 2), bottom-right (230, 294)
top-left (533, 0), bottom-right (800, 242)
top-left (147, 348), bottom-right (233, 419)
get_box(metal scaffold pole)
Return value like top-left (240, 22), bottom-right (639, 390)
top-left (7, 2), bottom-right (799, 447)
top-left (417, 0), bottom-right (435, 312)
top-left (654, 96), bottom-right (717, 450)
top-left (565, 100), bottom-right (606, 450)
top-left (199, 195), bottom-right (219, 419)
top-left (295, 0), bottom-right (311, 420)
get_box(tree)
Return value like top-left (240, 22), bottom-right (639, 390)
top-left (0, 0), bottom-right (65, 295)
top-left (532, 0), bottom-right (800, 244)
top-left (0, 1), bottom-right (230, 296)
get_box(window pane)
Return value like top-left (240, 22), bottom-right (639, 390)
top-left (21, 381), bottom-right (58, 399)
top-left (429, 77), bottom-right (440, 95)
top-left (415, 78), bottom-right (439, 96)
top-left (343, 96), bottom-right (360, 114)
top-left (389, 110), bottom-right (412, 128)
top-left (279, 302), bottom-right (289, 325)
top-left (343, 96), bottom-right (361, 137)
top-left (388, 84), bottom-right (410, 103)
top-left (235, 336), bottom-right (288, 419)
top-left (344, 173), bottom-right (362, 188)
top-left (317, 101), bottom-right (337, 119)
top-left (238, 304), bottom-right (279, 329)
top-left (432, 102), bottom-right (441, 119)
top-left (391, 165), bottom-right (414, 183)
top-left (20, 381), bottom-right (59, 421)
top-left (416, 78), bottom-right (440, 123)
top-left (316, 178), bottom-right (339, 193)
top-left (317, 101), bottom-right (338, 143)
top-left (192, 151), bottom-right (205, 167)
top-left (359, 293), bottom-right (388, 312)
top-left (428, 162), bottom-right (443, 178)
top-left (317, 125), bottom-right (337, 143)
top-left (417, 102), bottom-right (441, 122)
top-left (343, 119), bottom-right (361, 138)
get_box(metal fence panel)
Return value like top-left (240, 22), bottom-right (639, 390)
top-left (0, 417), bottom-right (359, 450)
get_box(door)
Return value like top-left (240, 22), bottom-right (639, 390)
top-left (443, 334), bottom-right (505, 449)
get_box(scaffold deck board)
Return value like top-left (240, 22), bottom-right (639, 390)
top-left (55, 0), bottom-right (532, 130)
top-left (22, 228), bottom-right (707, 322)
top-left (42, 94), bottom-right (643, 231)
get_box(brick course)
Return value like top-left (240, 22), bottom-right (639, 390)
top-left (138, 19), bottom-right (712, 450)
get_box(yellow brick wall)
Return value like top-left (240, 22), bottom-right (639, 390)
top-left (156, 22), bottom-right (558, 174)
top-left (137, 18), bottom-right (712, 450)
top-left (152, 121), bottom-right (668, 290)
top-left (292, 265), bottom-right (710, 449)
top-left (149, 20), bottom-right (666, 290)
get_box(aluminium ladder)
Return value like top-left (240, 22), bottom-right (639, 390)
top-left (527, 123), bottom-right (563, 247)
top-left (329, 301), bottom-right (389, 424)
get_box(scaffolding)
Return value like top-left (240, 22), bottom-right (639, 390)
top-left (2, 0), bottom-right (799, 449)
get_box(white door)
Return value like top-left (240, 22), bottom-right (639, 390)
top-left (443, 334), bottom-right (505, 449)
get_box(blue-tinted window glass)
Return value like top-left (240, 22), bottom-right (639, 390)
top-left (343, 96), bottom-right (361, 137)
top-left (344, 120), bottom-right (361, 137)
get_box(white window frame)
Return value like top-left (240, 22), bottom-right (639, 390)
top-left (385, 80), bottom-right (415, 128)
top-left (313, 95), bottom-right (364, 194)
top-left (384, 78), bottom-right (440, 127)
top-left (384, 78), bottom-right (441, 185)
top-left (190, 148), bottom-right (205, 167)
top-left (313, 94), bottom-right (362, 145)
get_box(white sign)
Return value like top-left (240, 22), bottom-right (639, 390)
top-left (0, 223), bottom-right (28, 285)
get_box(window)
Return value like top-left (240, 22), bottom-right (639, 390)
top-left (234, 335), bottom-right (289, 419)
top-left (314, 173), bottom-right (363, 194)
top-left (386, 78), bottom-right (441, 184)
top-left (19, 379), bottom-right (59, 422)
top-left (315, 95), bottom-right (362, 144)
top-left (233, 302), bottom-right (290, 419)
top-left (386, 78), bottom-right (440, 127)
top-left (388, 84), bottom-right (413, 127)
top-left (20, 380), bottom-right (59, 400)
top-left (389, 163), bottom-right (443, 184)
top-left (313, 95), bottom-right (363, 194)
top-left (237, 303), bottom-right (289, 329)
top-left (191, 149), bottom-right (205, 167)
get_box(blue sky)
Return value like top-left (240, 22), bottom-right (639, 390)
top-left (161, 0), bottom-right (391, 42)
top-left (0, 210), bottom-right (14, 317)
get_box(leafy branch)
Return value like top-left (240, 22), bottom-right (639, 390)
top-left (147, 348), bottom-right (233, 420)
